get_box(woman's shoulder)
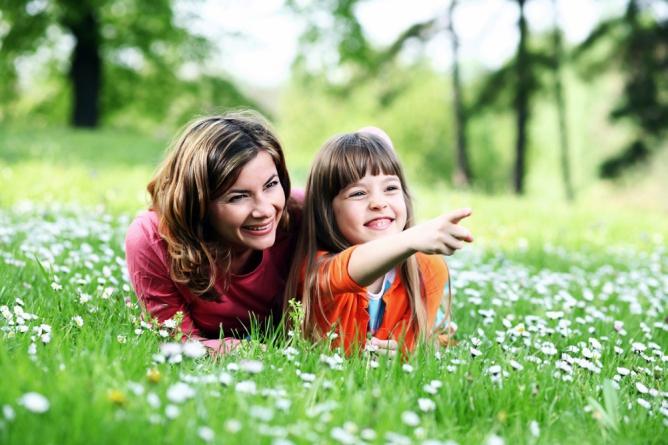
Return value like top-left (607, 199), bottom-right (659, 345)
top-left (275, 196), bottom-right (302, 242)
top-left (127, 210), bottom-right (159, 238)
top-left (125, 210), bottom-right (164, 256)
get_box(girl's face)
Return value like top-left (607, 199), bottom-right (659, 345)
top-left (332, 172), bottom-right (407, 245)
top-left (209, 151), bottom-right (286, 254)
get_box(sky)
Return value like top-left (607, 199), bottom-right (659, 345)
top-left (182, 0), bottom-right (632, 88)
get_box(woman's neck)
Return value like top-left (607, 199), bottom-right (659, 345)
top-left (230, 249), bottom-right (262, 275)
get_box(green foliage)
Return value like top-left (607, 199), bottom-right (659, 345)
top-left (0, 0), bottom-right (259, 128)
top-left (288, 0), bottom-right (377, 79)
top-left (574, 0), bottom-right (668, 177)
top-left (0, 125), bottom-right (666, 444)
top-left (280, 65), bottom-right (539, 192)
top-left (0, 201), bottom-right (666, 444)
top-left (587, 379), bottom-right (621, 434)
top-left (0, 124), bottom-right (166, 213)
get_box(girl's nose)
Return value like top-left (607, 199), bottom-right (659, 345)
top-left (368, 195), bottom-right (388, 210)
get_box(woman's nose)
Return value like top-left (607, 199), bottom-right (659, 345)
top-left (251, 196), bottom-right (274, 219)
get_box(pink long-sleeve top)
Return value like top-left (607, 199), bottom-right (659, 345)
top-left (124, 210), bottom-right (299, 342)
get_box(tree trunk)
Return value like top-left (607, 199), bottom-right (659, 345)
top-left (65, 7), bottom-right (101, 128)
top-left (514, 0), bottom-right (529, 194)
top-left (551, 0), bottom-right (575, 201)
top-left (448, 0), bottom-right (472, 187)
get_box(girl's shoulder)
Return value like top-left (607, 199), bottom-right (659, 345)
top-left (415, 253), bottom-right (448, 278)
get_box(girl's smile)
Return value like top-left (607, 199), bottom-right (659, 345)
top-left (364, 217), bottom-right (395, 230)
top-left (332, 173), bottom-right (407, 245)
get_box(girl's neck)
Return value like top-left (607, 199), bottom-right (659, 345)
top-left (367, 276), bottom-right (385, 294)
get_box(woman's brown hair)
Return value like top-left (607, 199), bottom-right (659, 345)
top-left (284, 132), bottom-right (429, 342)
top-left (148, 110), bottom-right (291, 299)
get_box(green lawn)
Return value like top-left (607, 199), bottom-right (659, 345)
top-left (0, 126), bottom-right (666, 444)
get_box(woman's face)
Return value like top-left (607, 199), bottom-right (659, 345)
top-left (209, 151), bottom-right (286, 254)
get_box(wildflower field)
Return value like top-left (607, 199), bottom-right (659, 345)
top-left (1, 128), bottom-right (667, 445)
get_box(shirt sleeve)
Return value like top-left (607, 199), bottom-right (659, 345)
top-left (417, 254), bottom-right (449, 329)
top-left (124, 218), bottom-right (202, 337)
top-left (316, 246), bottom-right (367, 296)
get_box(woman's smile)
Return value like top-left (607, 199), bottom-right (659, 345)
top-left (209, 151), bottom-right (286, 252)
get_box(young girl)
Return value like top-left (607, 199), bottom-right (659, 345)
top-left (285, 130), bottom-right (472, 355)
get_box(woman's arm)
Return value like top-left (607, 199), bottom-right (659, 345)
top-left (125, 225), bottom-right (204, 337)
top-left (348, 208), bottom-right (472, 287)
top-left (125, 217), bottom-right (239, 355)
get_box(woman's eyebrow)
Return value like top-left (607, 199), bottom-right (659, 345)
top-left (263, 173), bottom-right (279, 184)
top-left (227, 174), bottom-right (278, 194)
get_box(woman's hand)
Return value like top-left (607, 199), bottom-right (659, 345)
top-left (201, 338), bottom-right (243, 356)
top-left (403, 208), bottom-right (473, 256)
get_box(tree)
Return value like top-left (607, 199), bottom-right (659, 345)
top-left (447, 0), bottom-right (472, 187)
top-left (513, 0), bottom-right (529, 195)
top-left (550, 0), bottom-right (574, 201)
top-left (287, 0), bottom-right (473, 186)
top-left (574, 0), bottom-right (668, 178)
top-left (0, 0), bottom-right (211, 127)
top-left (473, 0), bottom-right (558, 195)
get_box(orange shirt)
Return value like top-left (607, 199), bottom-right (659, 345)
top-left (306, 246), bottom-right (448, 354)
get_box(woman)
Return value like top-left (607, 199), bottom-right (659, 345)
top-left (125, 111), bottom-right (301, 353)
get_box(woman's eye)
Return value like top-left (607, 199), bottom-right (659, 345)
top-left (228, 195), bottom-right (245, 202)
top-left (265, 180), bottom-right (280, 189)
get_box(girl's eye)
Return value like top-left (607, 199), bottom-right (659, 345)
top-left (386, 185), bottom-right (401, 192)
top-left (348, 190), bottom-right (365, 198)
top-left (265, 180), bottom-right (280, 189)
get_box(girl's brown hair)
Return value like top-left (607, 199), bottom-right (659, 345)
top-left (284, 132), bottom-right (429, 342)
top-left (148, 110), bottom-right (291, 299)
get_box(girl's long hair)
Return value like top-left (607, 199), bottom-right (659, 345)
top-left (148, 110), bottom-right (291, 300)
top-left (284, 132), bottom-right (428, 341)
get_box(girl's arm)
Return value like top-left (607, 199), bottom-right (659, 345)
top-left (347, 208), bottom-right (473, 287)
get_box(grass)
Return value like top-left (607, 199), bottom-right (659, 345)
top-left (0, 126), bottom-right (667, 444)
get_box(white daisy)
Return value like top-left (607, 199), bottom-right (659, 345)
top-left (166, 382), bottom-right (195, 404)
top-left (18, 392), bottom-right (49, 413)
top-left (418, 398), bottom-right (436, 412)
top-left (235, 380), bottom-right (257, 395)
top-left (401, 410), bottom-right (420, 427)
top-left (197, 426), bottom-right (214, 442)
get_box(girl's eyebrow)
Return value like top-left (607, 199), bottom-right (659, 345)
top-left (382, 175), bottom-right (400, 182)
top-left (344, 175), bottom-right (399, 189)
top-left (227, 174), bottom-right (278, 194)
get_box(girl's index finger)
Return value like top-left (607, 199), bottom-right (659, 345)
top-left (446, 208), bottom-right (472, 225)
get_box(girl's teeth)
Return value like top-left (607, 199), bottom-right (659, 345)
top-left (367, 219), bottom-right (391, 229)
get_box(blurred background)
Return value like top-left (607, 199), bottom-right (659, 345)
top-left (0, 0), bottom-right (666, 218)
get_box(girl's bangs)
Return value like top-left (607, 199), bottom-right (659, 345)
top-left (330, 134), bottom-right (401, 193)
